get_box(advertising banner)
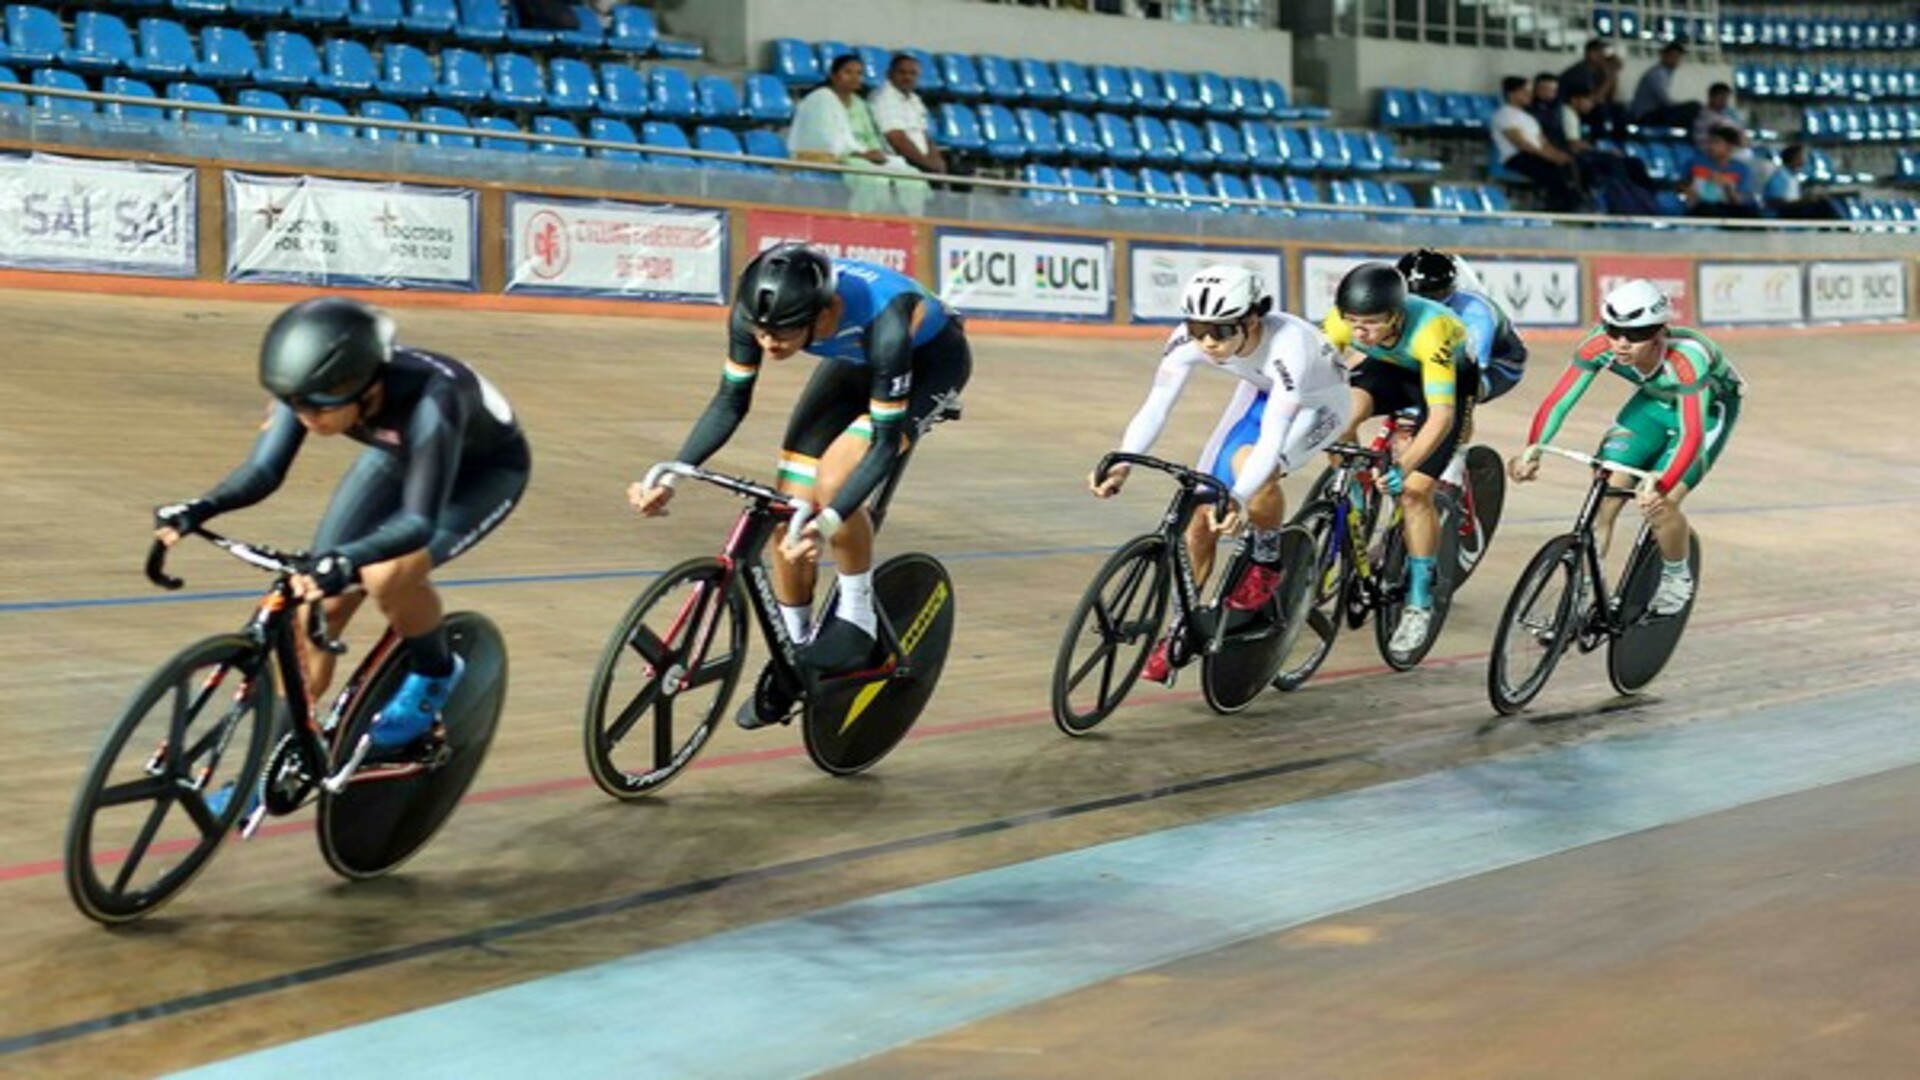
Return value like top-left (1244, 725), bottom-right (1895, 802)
top-left (506, 196), bottom-right (726, 303)
top-left (935, 229), bottom-right (1111, 321)
top-left (1461, 257), bottom-right (1582, 327)
top-left (1697, 262), bottom-right (1805, 324)
top-left (0, 152), bottom-right (195, 277)
top-left (1806, 260), bottom-right (1907, 322)
top-left (1591, 255), bottom-right (1694, 325)
top-left (743, 209), bottom-right (915, 277)
top-left (1129, 244), bottom-right (1284, 323)
top-left (1300, 252), bottom-right (1376, 321)
top-left (226, 172), bottom-right (476, 289)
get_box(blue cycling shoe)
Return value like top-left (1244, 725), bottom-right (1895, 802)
top-left (370, 655), bottom-right (466, 751)
top-left (204, 780), bottom-right (261, 829)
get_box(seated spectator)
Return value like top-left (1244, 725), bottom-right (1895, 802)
top-left (790, 54), bottom-right (929, 214)
top-left (1682, 124), bottom-right (1761, 219)
top-left (1491, 75), bottom-right (1582, 212)
top-left (1767, 144), bottom-right (1839, 220)
top-left (1690, 82), bottom-right (1745, 152)
top-left (513, 0), bottom-right (577, 30)
top-left (1560, 86), bottom-right (1662, 209)
top-left (1560, 38), bottom-right (1627, 138)
top-left (1528, 72), bottom-right (1562, 139)
top-left (870, 53), bottom-right (959, 181)
top-left (1631, 40), bottom-right (1701, 131)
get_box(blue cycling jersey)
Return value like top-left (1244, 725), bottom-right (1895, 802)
top-left (806, 259), bottom-right (951, 365)
top-left (1442, 288), bottom-right (1527, 371)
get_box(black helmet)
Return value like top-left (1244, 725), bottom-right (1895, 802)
top-left (1396, 248), bottom-right (1457, 298)
top-left (738, 244), bottom-right (836, 332)
top-left (1334, 262), bottom-right (1408, 317)
top-left (259, 298), bottom-right (392, 407)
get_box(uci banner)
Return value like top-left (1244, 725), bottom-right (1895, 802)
top-left (1129, 244), bottom-right (1284, 323)
top-left (226, 172), bottom-right (477, 290)
top-left (936, 229), bottom-right (1111, 321)
top-left (0, 152), bottom-right (195, 277)
top-left (1806, 260), bottom-right (1906, 322)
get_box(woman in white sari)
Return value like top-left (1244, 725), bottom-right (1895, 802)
top-left (788, 54), bottom-right (929, 215)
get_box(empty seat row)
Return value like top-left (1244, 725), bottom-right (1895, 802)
top-left (1591, 9), bottom-right (1713, 48)
top-left (1737, 64), bottom-right (1920, 103)
top-left (768, 38), bottom-right (1328, 122)
top-left (1719, 14), bottom-right (1920, 53)
top-left (1841, 198), bottom-right (1920, 225)
top-left (1375, 87), bottom-right (1501, 134)
top-left (955, 106), bottom-right (1439, 175)
top-left (1801, 102), bottom-right (1920, 144)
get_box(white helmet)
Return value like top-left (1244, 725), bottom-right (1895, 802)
top-left (1601, 279), bottom-right (1673, 328)
top-left (1180, 264), bottom-right (1266, 322)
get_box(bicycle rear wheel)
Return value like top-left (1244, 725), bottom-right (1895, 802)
top-left (1608, 528), bottom-right (1702, 695)
top-left (1273, 502), bottom-right (1346, 692)
top-left (65, 635), bottom-right (275, 924)
top-left (318, 612), bottom-right (509, 880)
top-left (1488, 534), bottom-right (1583, 715)
top-left (1455, 444), bottom-right (1507, 586)
top-left (1202, 526), bottom-right (1315, 713)
top-left (1051, 534), bottom-right (1171, 735)
top-left (583, 557), bottom-right (748, 800)
top-left (804, 553), bottom-right (955, 774)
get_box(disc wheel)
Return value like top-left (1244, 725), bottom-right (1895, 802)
top-left (1201, 526), bottom-right (1315, 713)
top-left (803, 553), bottom-right (955, 774)
top-left (1608, 528), bottom-right (1703, 695)
top-left (1454, 444), bottom-right (1507, 586)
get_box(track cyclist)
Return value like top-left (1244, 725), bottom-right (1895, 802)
top-left (1324, 262), bottom-right (1477, 654)
top-left (153, 298), bottom-right (531, 773)
top-left (1091, 265), bottom-right (1349, 685)
top-left (628, 243), bottom-right (971, 726)
top-left (1397, 248), bottom-right (1527, 405)
top-left (1510, 279), bottom-right (1743, 616)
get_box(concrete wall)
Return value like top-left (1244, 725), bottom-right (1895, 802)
top-left (662, 0), bottom-right (1294, 88)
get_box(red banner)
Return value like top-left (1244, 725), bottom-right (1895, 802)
top-left (1590, 255), bottom-right (1694, 325)
top-left (743, 210), bottom-right (916, 278)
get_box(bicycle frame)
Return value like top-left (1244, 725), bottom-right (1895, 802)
top-left (1522, 444), bottom-right (1662, 640)
top-left (1092, 451), bottom-right (1235, 655)
top-left (1313, 442), bottom-right (1396, 607)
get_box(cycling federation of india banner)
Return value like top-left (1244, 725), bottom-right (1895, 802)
top-left (225, 172), bottom-right (478, 290)
top-left (506, 196), bottom-right (726, 303)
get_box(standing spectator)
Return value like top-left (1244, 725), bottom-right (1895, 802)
top-left (869, 53), bottom-right (953, 179)
top-left (790, 54), bottom-right (929, 214)
top-left (1690, 82), bottom-right (1745, 151)
top-left (1631, 40), bottom-right (1701, 131)
top-left (1491, 75), bottom-right (1582, 212)
top-left (1560, 38), bottom-right (1627, 137)
top-left (1529, 72), bottom-right (1563, 142)
top-left (1682, 124), bottom-right (1761, 219)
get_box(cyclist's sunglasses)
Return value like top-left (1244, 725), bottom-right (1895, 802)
top-left (1603, 322), bottom-right (1663, 343)
top-left (1184, 319), bottom-right (1243, 342)
top-left (284, 378), bottom-right (372, 412)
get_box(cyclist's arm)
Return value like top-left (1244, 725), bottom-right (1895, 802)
top-left (1118, 332), bottom-right (1199, 454)
top-left (1396, 318), bottom-right (1464, 476)
top-left (1526, 353), bottom-right (1605, 445)
top-left (1457, 298), bottom-right (1497, 370)
top-left (196, 404), bottom-right (307, 516)
top-left (825, 293), bottom-right (919, 520)
top-left (1656, 347), bottom-right (1716, 493)
top-left (674, 313), bottom-right (762, 467)
top-left (1229, 344), bottom-right (1315, 502)
top-left (334, 385), bottom-right (464, 568)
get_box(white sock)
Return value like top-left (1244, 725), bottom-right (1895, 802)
top-left (835, 570), bottom-right (877, 636)
top-left (1662, 558), bottom-right (1691, 581)
top-left (780, 603), bottom-right (814, 645)
top-left (1441, 454), bottom-right (1466, 487)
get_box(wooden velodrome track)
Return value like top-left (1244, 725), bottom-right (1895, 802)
top-left (2, 287), bottom-right (1917, 1075)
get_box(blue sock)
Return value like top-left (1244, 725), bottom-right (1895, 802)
top-left (1407, 556), bottom-right (1436, 609)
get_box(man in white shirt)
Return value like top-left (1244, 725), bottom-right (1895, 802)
top-left (1490, 75), bottom-right (1581, 212)
top-left (868, 53), bottom-right (950, 177)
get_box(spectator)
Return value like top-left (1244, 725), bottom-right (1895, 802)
top-left (512, 0), bottom-right (577, 30)
top-left (1631, 40), bottom-right (1702, 131)
top-left (1767, 144), bottom-right (1839, 219)
top-left (1529, 72), bottom-right (1562, 142)
top-left (1561, 86), bottom-right (1661, 200)
top-left (869, 53), bottom-right (954, 179)
top-left (790, 54), bottom-right (929, 214)
top-left (1682, 124), bottom-right (1761, 219)
top-left (1491, 75), bottom-right (1582, 212)
top-left (1690, 82), bottom-right (1745, 151)
top-left (1560, 38), bottom-right (1627, 137)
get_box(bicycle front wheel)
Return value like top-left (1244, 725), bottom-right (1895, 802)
top-left (1051, 534), bottom-right (1171, 736)
top-left (1488, 534), bottom-right (1584, 715)
top-left (65, 634), bottom-right (276, 924)
top-left (584, 557), bottom-right (749, 799)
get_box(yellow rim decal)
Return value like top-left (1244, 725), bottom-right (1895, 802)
top-left (839, 579), bottom-right (949, 734)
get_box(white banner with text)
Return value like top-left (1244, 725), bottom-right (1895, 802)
top-left (1697, 262), bottom-right (1805, 324)
top-left (1129, 245), bottom-right (1285, 323)
top-left (1806, 260), bottom-right (1907, 322)
top-left (506, 196), bottom-right (726, 302)
top-left (0, 153), bottom-right (195, 277)
top-left (936, 230), bottom-right (1111, 320)
top-left (226, 172), bottom-right (477, 289)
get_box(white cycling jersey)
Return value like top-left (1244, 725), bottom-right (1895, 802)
top-left (1119, 313), bottom-right (1351, 503)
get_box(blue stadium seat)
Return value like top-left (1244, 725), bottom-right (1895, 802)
top-left (1095, 111), bottom-right (1141, 163)
top-left (1022, 162), bottom-right (1064, 204)
top-left (1381, 180), bottom-right (1416, 211)
top-left (375, 42), bottom-right (432, 100)
top-left (695, 123), bottom-right (752, 169)
top-left (1053, 59), bottom-right (1095, 109)
top-left (854, 45), bottom-right (889, 90)
top-left (1241, 119), bottom-right (1282, 170)
top-left (1015, 57), bottom-right (1055, 103)
top-left (742, 72), bottom-right (790, 125)
top-left (649, 65), bottom-right (696, 121)
top-left (1272, 124), bottom-right (1309, 170)
top-left (235, 87), bottom-right (292, 133)
top-left (979, 54), bottom-right (1020, 102)
top-left (171, 0), bottom-right (228, 17)
top-left (5, 5), bottom-right (65, 67)
top-left (435, 47), bottom-right (491, 104)
top-left (533, 114), bottom-right (585, 156)
top-left (418, 104), bottom-right (475, 147)
top-left (1281, 174), bottom-right (1323, 215)
top-left (1204, 119), bottom-right (1248, 169)
top-left (1126, 66), bottom-right (1166, 113)
top-left (694, 73), bottom-right (741, 124)
top-left (194, 27), bottom-right (257, 83)
top-left (490, 52), bottom-right (544, 108)
top-left (348, 0), bottom-right (401, 31)
top-left (1018, 106), bottom-right (1061, 158)
top-left (1132, 114), bottom-right (1176, 165)
top-left (639, 119), bottom-right (693, 166)
top-left (256, 31), bottom-right (319, 91)
top-left (1327, 178), bottom-right (1367, 218)
top-left (403, 0), bottom-right (457, 35)
top-left (1435, 91), bottom-right (1474, 129)
top-left (357, 99), bottom-right (412, 141)
top-left (653, 32), bottom-right (700, 61)
top-left (63, 13), bottom-right (136, 74)
top-left (901, 46), bottom-right (939, 94)
top-left (1159, 69), bottom-right (1199, 115)
top-left (598, 61), bottom-right (647, 117)
top-left (1062, 165), bottom-right (1101, 206)
top-left (587, 115), bottom-right (643, 161)
top-left (473, 114), bottom-right (526, 152)
top-left (1058, 109), bottom-right (1101, 161)
top-left (742, 127), bottom-right (797, 170)
top-left (31, 67), bottom-right (90, 113)
top-left (1249, 172), bottom-right (1290, 214)
top-left (163, 80), bottom-right (223, 125)
top-left (1229, 76), bottom-right (1267, 120)
top-left (1341, 129), bottom-right (1383, 172)
top-left (1302, 126), bottom-right (1347, 171)
top-left (1100, 165), bottom-right (1144, 207)
top-left (1213, 171), bottom-right (1253, 212)
top-left (609, 5), bottom-right (656, 55)
top-left (231, 0), bottom-right (288, 17)
top-left (545, 57), bottom-right (596, 112)
top-left (1195, 72), bottom-right (1235, 119)
top-left (1269, 79), bottom-right (1329, 121)
top-left (1167, 117), bottom-right (1212, 168)
top-left (287, 0), bottom-right (348, 26)
top-left (937, 100), bottom-right (984, 154)
top-left (554, 4), bottom-right (603, 50)
top-left (298, 94), bottom-right (353, 138)
top-left (1174, 169), bottom-right (1217, 211)
top-left (1377, 87), bottom-right (1416, 128)
top-left (102, 75), bottom-right (162, 121)
top-left (1089, 64), bottom-right (1131, 110)
top-left (1138, 167), bottom-right (1180, 210)
top-left (455, 0), bottom-right (506, 43)
top-left (979, 102), bottom-right (1024, 161)
top-left (937, 52), bottom-right (983, 100)
top-left (316, 38), bottom-right (374, 94)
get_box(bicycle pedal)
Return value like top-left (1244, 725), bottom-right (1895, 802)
top-left (238, 802), bottom-right (269, 840)
top-left (322, 733), bottom-right (372, 794)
